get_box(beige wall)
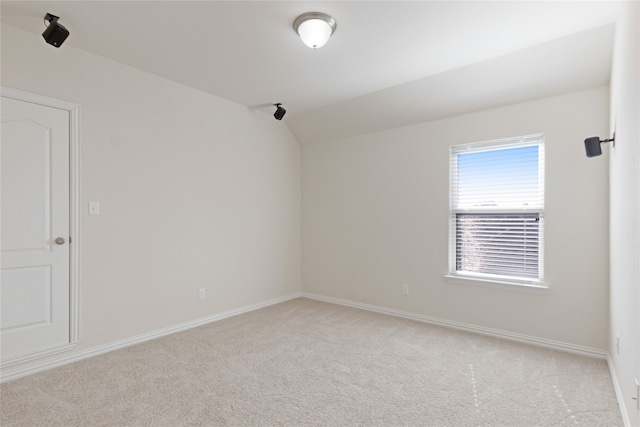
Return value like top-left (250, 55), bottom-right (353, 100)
top-left (609, 1), bottom-right (640, 425)
top-left (303, 87), bottom-right (610, 350)
top-left (1, 24), bottom-right (301, 375)
top-left (1, 12), bottom-right (626, 389)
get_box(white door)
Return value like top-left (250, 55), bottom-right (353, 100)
top-left (1, 96), bottom-right (71, 364)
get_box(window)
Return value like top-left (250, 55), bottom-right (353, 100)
top-left (448, 134), bottom-right (545, 287)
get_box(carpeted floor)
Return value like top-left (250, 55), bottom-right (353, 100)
top-left (0, 298), bottom-right (623, 426)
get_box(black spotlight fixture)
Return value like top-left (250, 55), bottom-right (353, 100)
top-left (273, 103), bottom-right (286, 121)
top-left (584, 134), bottom-right (615, 158)
top-left (42, 13), bottom-right (69, 48)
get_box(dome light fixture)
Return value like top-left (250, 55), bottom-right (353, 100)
top-left (293, 12), bottom-right (336, 49)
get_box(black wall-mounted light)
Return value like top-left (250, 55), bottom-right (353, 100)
top-left (273, 103), bottom-right (286, 121)
top-left (42, 13), bottom-right (69, 48)
top-left (584, 135), bottom-right (615, 158)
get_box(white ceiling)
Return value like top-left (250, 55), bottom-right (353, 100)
top-left (1, 1), bottom-right (620, 144)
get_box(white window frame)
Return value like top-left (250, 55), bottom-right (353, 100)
top-left (446, 134), bottom-right (546, 289)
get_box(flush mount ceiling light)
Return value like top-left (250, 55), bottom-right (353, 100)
top-left (293, 12), bottom-right (336, 49)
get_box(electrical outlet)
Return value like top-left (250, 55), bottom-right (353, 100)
top-left (198, 288), bottom-right (206, 300)
top-left (402, 284), bottom-right (409, 295)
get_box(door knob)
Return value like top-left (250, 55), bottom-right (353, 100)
top-left (55, 237), bottom-right (66, 245)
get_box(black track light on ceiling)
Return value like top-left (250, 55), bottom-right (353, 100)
top-left (273, 103), bottom-right (286, 121)
top-left (584, 134), bottom-right (615, 158)
top-left (42, 13), bottom-right (69, 48)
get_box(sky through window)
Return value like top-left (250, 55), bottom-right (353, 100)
top-left (456, 145), bottom-right (539, 209)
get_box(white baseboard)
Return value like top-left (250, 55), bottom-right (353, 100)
top-left (607, 354), bottom-right (633, 427)
top-left (0, 292), bottom-right (302, 383)
top-left (303, 292), bottom-right (608, 359)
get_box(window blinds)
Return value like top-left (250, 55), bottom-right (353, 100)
top-left (455, 214), bottom-right (540, 279)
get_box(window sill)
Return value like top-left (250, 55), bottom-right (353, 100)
top-left (444, 274), bottom-right (548, 294)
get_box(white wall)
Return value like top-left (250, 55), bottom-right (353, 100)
top-left (609, 2), bottom-right (640, 425)
top-left (1, 24), bottom-right (301, 376)
top-left (303, 87), bottom-right (610, 350)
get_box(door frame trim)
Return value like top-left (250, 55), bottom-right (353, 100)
top-left (1, 87), bottom-right (80, 365)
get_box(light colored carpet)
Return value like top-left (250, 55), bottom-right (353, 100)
top-left (1, 298), bottom-right (623, 426)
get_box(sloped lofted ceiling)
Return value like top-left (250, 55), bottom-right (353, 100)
top-left (1, 1), bottom-right (620, 145)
